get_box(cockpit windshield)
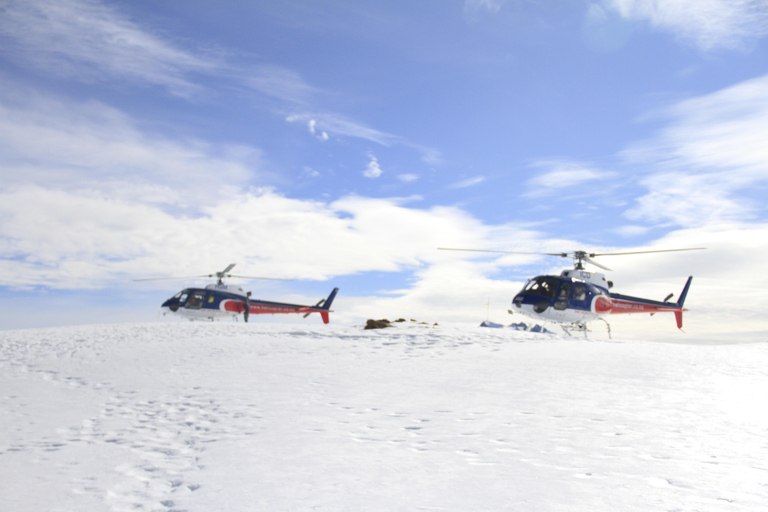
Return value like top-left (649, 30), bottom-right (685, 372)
top-left (523, 276), bottom-right (561, 299)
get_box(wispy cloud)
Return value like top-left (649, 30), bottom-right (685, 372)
top-left (625, 172), bottom-right (751, 228)
top-left (603, 0), bottom-right (768, 50)
top-left (463, 0), bottom-right (505, 17)
top-left (307, 119), bottom-right (329, 141)
top-left (621, 73), bottom-right (768, 227)
top-left (0, 83), bottom-right (262, 208)
top-left (525, 160), bottom-right (615, 197)
top-left (239, 64), bottom-right (319, 105)
top-left (632, 74), bottom-right (768, 179)
top-left (0, 0), bottom-right (440, 171)
top-left (285, 111), bottom-right (442, 165)
top-left (286, 112), bottom-right (400, 147)
top-left (398, 174), bottom-right (419, 183)
top-left (0, 0), bottom-right (219, 97)
top-left (449, 176), bottom-right (486, 189)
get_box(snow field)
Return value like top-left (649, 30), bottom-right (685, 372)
top-left (1, 322), bottom-right (767, 511)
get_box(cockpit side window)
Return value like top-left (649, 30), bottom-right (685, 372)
top-left (573, 283), bottom-right (587, 302)
top-left (557, 281), bottom-right (571, 300)
top-left (185, 291), bottom-right (206, 310)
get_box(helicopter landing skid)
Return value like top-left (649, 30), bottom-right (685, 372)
top-left (561, 323), bottom-right (588, 338)
top-left (561, 319), bottom-right (612, 340)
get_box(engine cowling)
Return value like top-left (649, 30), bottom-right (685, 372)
top-left (593, 295), bottom-right (613, 314)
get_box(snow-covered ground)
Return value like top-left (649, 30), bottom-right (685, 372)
top-left (2, 321), bottom-right (767, 511)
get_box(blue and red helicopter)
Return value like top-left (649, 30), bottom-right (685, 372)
top-left (439, 248), bottom-right (704, 336)
top-left (135, 264), bottom-right (338, 323)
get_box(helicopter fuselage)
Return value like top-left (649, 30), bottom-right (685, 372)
top-left (512, 271), bottom-right (612, 324)
top-left (512, 270), bottom-right (692, 329)
top-left (161, 284), bottom-right (338, 323)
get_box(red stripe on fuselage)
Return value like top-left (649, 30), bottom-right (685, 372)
top-left (222, 299), bottom-right (324, 316)
top-left (608, 298), bottom-right (680, 315)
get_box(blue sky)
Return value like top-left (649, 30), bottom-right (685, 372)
top-left (2, 0), bottom-right (768, 337)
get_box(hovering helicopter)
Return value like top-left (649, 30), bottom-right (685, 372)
top-left (134, 264), bottom-right (339, 323)
top-left (438, 248), bottom-right (705, 336)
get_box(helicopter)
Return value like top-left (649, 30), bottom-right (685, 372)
top-left (134, 264), bottom-right (339, 323)
top-left (438, 248), bottom-right (705, 336)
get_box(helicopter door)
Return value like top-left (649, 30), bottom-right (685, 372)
top-left (554, 281), bottom-right (571, 310)
top-left (572, 283), bottom-right (588, 304)
top-left (185, 291), bottom-right (207, 310)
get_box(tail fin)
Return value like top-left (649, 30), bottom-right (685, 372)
top-left (320, 287), bottom-right (339, 324)
top-left (674, 276), bottom-right (693, 330)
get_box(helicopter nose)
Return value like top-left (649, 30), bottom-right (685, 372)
top-left (533, 300), bottom-right (550, 314)
top-left (162, 297), bottom-right (180, 312)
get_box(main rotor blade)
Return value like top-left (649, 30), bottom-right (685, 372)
top-left (437, 248), bottom-right (567, 257)
top-left (133, 274), bottom-right (220, 282)
top-left (439, 247), bottom-right (706, 259)
top-left (221, 263), bottom-right (237, 274)
top-left (134, 274), bottom-right (292, 282)
top-left (223, 274), bottom-right (293, 281)
top-left (583, 256), bottom-right (612, 271)
top-left (592, 248), bottom-right (707, 257)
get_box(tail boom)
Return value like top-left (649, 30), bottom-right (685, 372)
top-left (608, 276), bottom-right (692, 330)
top-left (224, 287), bottom-right (339, 323)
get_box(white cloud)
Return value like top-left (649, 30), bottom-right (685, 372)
top-left (0, 83), bottom-right (261, 208)
top-left (0, 0), bottom-right (439, 176)
top-left (0, 0), bottom-right (327, 104)
top-left (464, 0), bottom-right (505, 17)
top-left (590, 223), bottom-right (768, 335)
top-left (0, 184), bottom-right (534, 292)
top-left (625, 172), bottom-right (752, 228)
top-left (306, 119), bottom-right (329, 140)
top-left (398, 174), bottom-right (419, 183)
top-left (449, 176), bottom-right (486, 189)
top-left (363, 155), bottom-right (383, 178)
top-left (0, 0), bottom-right (219, 97)
top-left (628, 74), bottom-right (768, 179)
top-left (287, 112), bottom-right (400, 147)
top-left (240, 64), bottom-right (318, 105)
top-left (613, 224), bottom-right (651, 238)
top-left (341, 260), bottom-right (521, 325)
top-left (603, 0), bottom-right (768, 50)
top-left (525, 160), bottom-right (614, 197)
top-left (286, 113), bottom-right (440, 164)
top-left (622, 73), bottom-right (768, 227)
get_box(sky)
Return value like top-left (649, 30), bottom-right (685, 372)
top-left (1, 0), bottom-right (768, 336)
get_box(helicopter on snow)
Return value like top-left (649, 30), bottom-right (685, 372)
top-left (438, 248), bottom-right (705, 336)
top-left (134, 264), bottom-right (339, 323)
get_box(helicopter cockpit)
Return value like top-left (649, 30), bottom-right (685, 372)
top-left (522, 276), bottom-right (560, 299)
top-left (514, 275), bottom-right (608, 315)
top-left (163, 288), bottom-right (208, 311)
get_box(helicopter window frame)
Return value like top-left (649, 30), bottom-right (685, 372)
top-left (185, 291), bottom-right (207, 310)
top-left (572, 283), bottom-right (587, 302)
